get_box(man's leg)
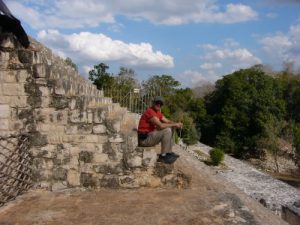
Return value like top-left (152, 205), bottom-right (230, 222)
top-left (139, 128), bottom-right (173, 154)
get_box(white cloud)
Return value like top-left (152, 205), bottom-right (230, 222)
top-left (200, 62), bottom-right (222, 70)
top-left (259, 23), bottom-right (300, 71)
top-left (37, 30), bottom-right (174, 74)
top-left (201, 41), bottom-right (261, 72)
top-left (266, 12), bottom-right (277, 19)
top-left (180, 70), bottom-right (219, 87)
top-left (8, 0), bottom-right (258, 29)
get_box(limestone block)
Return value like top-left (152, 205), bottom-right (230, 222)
top-left (0, 105), bottom-right (10, 119)
top-left (95, 144), bottom-right (104, 153)
top-left (77, 124), bottom-right (93, 134)
top-left (35, 108), bottom-right (54, 123)
top-left (79, 151), bottom-right (94, 163)
top-left (39, 181), bottom-right (51, 190)
top-left (53, 167), bottom-right (68, 181)
top-left (54, 110), bottom-right (68, 124)
top-left (127, 155), bottom-right (142, 168)
top-left (47, 133), bottom-right (63, 144)
top-left (153, 163), bottom-right (174, 178)
top-left (15, 70), bottom-right (30, 83)
top-left (87, 110), bottom-right (93, 123)
top-left (80, 172), bottom-right (95, 188)
top-left (2, 83), bottom-right (26, 96)
top-left (69, 156), bottom-right (79, 169)
top-left (33, 64), bottom-right (47, 78)
top-left (106, 119), bottom-right (121, 133)
top-left (39, 86), bottom-right (50, 97)
top-left (62, 143), bottom-right (73, 150)
top-left (29, 147), bottom-right (40, 157)
top-left (93, 148), bottom-right (108, 160)
top-left (42, 158), bottom-right (54, 170)
top-left (69, 110), bottom-right (87, 123)
top-left (93, 163), bottom-right (123, 175)
top-left (69, 98), bottom-right (76, 110)
top-left (0, 96), bottom-right (9, 104)
top-left (136, 174), bottom-right (161, 188)
top-left (18, 50), bottom-right (41, 64)
top-left (93, 124), bottom-right (107, 134)
top-left (7, 96), bottom-right (28, 107)
top-left (100, 175), bottom-right (119, 188)
top-left (119, 175), bottom-right (139, 188)
top-left (65, 125), bottom-right (78, 134)
top-left (109, 134), bottom-right (124, 143)
top-left (142, 148), bottom-right (157, 167)
top-left (0, 130), bottom-right (12, 136)
top-left (0, 71), bottom-right (14, 83)
top-left (1, 70), bottom-right (30, 83)
top-left (0, 54), bottom-right (9, 69)
top-left (51, 182), bottom-right (68, 191)
top-left (10, 121), bottom-right (23, 130)
top-left (0, 36), bottom-right (14, 48)
top-left (50, 96), bottom-right (69, 110)
top-left (63, 135), bottom-right (104, 143)
top-left (54, 87), bottom-right (66, 95)
top-left (80, 163), bottom-right (94, 174)
top-left (94, 110), bottom-right (105, 124)
top-left (0, 119), bottom-right (9, 130)
top-left (40, 145), bottom-right (57, 159)
top-left (41, 97), bottom-right (50, 108)
top-left (67, 170), bottom-right (81, 186)
top-left (37, 124), bottom-right (65, 133)
top-left (39, 169), bottom-right (53, 180)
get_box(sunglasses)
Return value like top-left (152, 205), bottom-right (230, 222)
top-left (154, 101), bottom-right (163, 106)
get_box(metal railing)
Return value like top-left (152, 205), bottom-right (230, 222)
top-left (0, 134), bottom-right (32, 206)
top-left (103, 88), bottom-right (161, 114)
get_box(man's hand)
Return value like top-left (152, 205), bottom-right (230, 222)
top-left (174, 122), bottom-right (183, 129)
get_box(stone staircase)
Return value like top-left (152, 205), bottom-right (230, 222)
top-left (0, 33), bottom-right (190, 192)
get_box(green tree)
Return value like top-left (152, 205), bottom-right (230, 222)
top-left (276, 71), bottom-right (300, 123)
top-left (258, 118), bottom-right (286, 172)
top-left (64, 57), bottom-right (78, 72)
top-left (293, 124), bottom-right (300, 167)
top-left (115, 67), bottom-right (139, 91)
top-left (202, 67), bottom-right (286, 158)
top-left (165, 88), bottom-right (204, 144)
top-left (142, 75), bottom-right (180, 97)
top-left (88, 63), bottom-right (115, 90)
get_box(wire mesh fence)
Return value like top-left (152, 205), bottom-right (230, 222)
top-left (0, 134), bottom-right (32, 206)
top-left (103, 88), bottom-right (161, 114)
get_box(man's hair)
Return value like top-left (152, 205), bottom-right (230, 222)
top-left (153, 96), bottom-right (164, 105)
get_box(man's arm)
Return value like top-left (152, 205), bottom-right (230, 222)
top-left (161, 116), bottom-right (176, 124)
top-left (149, 116), bottom-right (182, 130)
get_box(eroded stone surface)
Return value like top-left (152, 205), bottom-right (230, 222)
top-left (0, 146), bottom-right (288, 225)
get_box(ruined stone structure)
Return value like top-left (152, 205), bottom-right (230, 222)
top-left (0, 33), bottom-right (189, 198)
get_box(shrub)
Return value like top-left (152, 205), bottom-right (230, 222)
top-left (209, 148), bottom-right (225, 166)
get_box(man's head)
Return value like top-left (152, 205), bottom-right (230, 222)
top-left (152, 96), bottom-right (164, 111)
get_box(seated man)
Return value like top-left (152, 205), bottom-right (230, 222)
top-left (138, 96), bottom-right (183, 164)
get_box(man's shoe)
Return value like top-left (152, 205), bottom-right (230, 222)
top-left (157, 154), bottom-right (178, 164)
top-left (167, 152), bottom-right (180, 158)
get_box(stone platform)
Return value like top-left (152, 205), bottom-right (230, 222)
top-left (0, 146), bottom-right (288, 225)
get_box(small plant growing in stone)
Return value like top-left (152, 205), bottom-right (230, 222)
top-left (209, 148), bottom-right (224, 166)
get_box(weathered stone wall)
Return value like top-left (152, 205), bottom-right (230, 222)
top-left (0, 33), bottom-right (189, 191)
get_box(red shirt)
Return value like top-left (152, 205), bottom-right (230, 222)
top-left (138, 107), bottom-right (163, 133)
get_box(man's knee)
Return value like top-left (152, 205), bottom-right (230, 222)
top-left (163, 128), bottom-right (172, 136)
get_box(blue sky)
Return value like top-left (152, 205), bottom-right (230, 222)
top-left (6, 0), bottom-right (300, 87)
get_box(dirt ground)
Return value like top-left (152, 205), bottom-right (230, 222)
top-left (0, 146), bottom-right (288, 225)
